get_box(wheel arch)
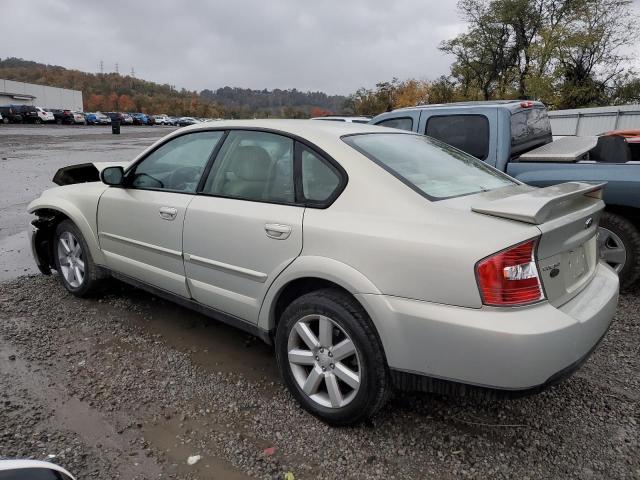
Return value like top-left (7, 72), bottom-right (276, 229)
top-left (604, 204), bottom-right (640, 229)
top-left (258, 255), bottom-right (383, 335)
top-left (29, 199), bottom-right (105, 269)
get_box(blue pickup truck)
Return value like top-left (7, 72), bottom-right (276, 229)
top-left (372, 100), bottom-right (640, 288)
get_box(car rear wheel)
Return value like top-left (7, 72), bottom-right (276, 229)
top-left (53, 220), bottom-right (104, 297)
top-left (275, 289), bottom-right (390, 425)
top-left (598, 212), bottom-right (640, 289)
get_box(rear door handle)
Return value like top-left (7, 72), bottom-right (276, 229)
top-left (159, 206), bottom-right (178, 221)
top-left (265, 223), bottom-right (292, 240)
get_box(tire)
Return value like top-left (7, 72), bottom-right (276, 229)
top-left (53, 220), bottom-right (104, 297)
top-left (599, 212), bottom-right (640, 289)
top-left (275, 288), bottom-right (390, 426)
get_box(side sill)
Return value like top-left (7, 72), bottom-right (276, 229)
top-left (105, 268), bottom-right (273, 345)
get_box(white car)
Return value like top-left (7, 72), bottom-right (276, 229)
top-left (28, 120), bottom-right (618, 425)
top-left (311, 116), bottom-right (371, 123)
top-left (0, 460), bottom-right (75, 479)
top-left (154, 114), bottom-right (170, 125)
top-left (36, 106), bottom-right (55, 123)
top-left (71, 112), bottom-right (86, 124)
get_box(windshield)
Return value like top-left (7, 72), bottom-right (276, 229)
top-left (343, 133), bottom-right (516, 200)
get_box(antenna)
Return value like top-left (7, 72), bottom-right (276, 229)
top-left (115, 62), bottom-right (119, 74)
top-left (99, 60), bottom-right (104, 74)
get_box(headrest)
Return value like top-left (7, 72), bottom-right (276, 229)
top-left (231, 146), bottom-right (272, 181)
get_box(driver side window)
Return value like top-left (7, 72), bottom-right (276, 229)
top-left (130, 131), bottom-right (223, 192)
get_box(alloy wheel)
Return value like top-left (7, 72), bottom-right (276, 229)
top-left (597, 227), bottom-right (627, 273)
top-left (287, 314), bottom-right (361, 408)
top-left (57, 231), bottom-right (85, 288)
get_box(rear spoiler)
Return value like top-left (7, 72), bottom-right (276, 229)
top-left (471, 182), bottom-right (606, 224)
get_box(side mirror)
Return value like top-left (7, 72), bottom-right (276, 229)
top-left (100, 166), bottom-right (125, 186)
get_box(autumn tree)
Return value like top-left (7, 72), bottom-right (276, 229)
top-left (440, 0), bottom-right (639, 107)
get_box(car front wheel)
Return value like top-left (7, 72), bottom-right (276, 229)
top-left (53, 220), bottom-right (104, 297)
top-left (275, 289), bottom-right (390, 426)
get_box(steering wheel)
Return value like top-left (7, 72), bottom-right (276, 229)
top-left (169, 166), bottom-right (202, 191)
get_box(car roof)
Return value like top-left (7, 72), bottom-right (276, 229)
top-left (393, 100), bottom-right (546, 112)
top-left (179, 119), bottom-right (409, 142)
top-left (310, 116), bottom-right (371, 121)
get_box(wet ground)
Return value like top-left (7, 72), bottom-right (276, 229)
top-left (0, 125), bottom-right (638, 479)
top-left (0, 124), bottom-right (176, 280)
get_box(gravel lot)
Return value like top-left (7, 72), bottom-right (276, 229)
top-left (0, 125), bottom-right (638, 479)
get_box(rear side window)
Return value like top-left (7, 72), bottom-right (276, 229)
top-left (376, 117), bottom-right (413, 131)
top-left (343, 133), bottom-right (514, 200)
top-left (203, 130), bottom-right (295, 203)
top-left (510, 108), bottom-right (552, 156)
top-left (301, 148), bottom-right (341, 202)
top-left (425, 115), bottom-right (489, 160)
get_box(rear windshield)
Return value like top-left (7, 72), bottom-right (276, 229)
top-left (510, 108), bottom-right (552, 157)
top-left (343, 133), bottom-right (515, 200)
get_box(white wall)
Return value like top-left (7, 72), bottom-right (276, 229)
top-left (0, 79), bottom-right (83, 110)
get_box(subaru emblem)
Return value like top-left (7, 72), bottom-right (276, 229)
top-left (585, 217), bottom-right (593, 229)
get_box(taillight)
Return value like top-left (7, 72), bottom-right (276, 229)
top-left (475, 238), bottom-right (544, 306)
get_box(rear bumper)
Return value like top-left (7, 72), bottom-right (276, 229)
top-left (357, 262), bottom-right (618, 391)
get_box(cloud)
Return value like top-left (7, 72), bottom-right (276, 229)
top-left (0, 0), bottom-right (462, 94)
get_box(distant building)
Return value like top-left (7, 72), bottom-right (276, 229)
top-left (549, 104), bottom-right (640, 136)
top-left (0, 79), bottom-right (83, 111)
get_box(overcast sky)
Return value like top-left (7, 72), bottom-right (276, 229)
top-left (0, 0), bottom-right (465, 95)
top-left (1, 1), bottom-right (639, 96)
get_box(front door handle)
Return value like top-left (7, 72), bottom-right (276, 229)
top-left (265, 223), bottom-right (292, 240)
top-left (159, 206), bottom-right (178, 221)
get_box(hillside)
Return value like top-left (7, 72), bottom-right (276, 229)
top-left (0, 57), bottom-right (347, 117)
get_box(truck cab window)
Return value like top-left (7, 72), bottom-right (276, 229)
top-left (425, 115), bottom-right (489, 160)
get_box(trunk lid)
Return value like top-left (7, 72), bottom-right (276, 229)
top-left (471, 181), bottom-right (605, 306)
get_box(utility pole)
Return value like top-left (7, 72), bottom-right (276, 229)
top-left (99, 60), bottom-right (104, 74)
top-left (115, 62), bottom-right (119, 74)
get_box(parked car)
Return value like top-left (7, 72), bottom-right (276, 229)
top-left (70, 111), bottom-right (86, 124)
top-left (372, 100), bottom-right (640, 288)
top-left (0, 459), bottom-right (75, 480)
top-left (176, 116), bottom-right (200, 126)
top-left (50, 109), bottom-right (75, 125)
top-left (130, 112), bottom-right (150, 125)
top-left (28, 120), bottom-right (618, 425)
top-left (311, 116), bottom-right (372, 124)
top-left (105, 112), bottom-right (132, 125)
top-left (12, 104), bottom-right (40, 123)
top-left (85, 112), bottom-right (111, 125)
top-left (167, 116), bottom-right (180, 126)
top-left (0, 105), bottom-right (24, 123)
top-left (153, 114), bottom-right (170, 125)
top-left (36, 106), bottom-right (55, 123)
top-left (0, 112), bottom-right (3, 124)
